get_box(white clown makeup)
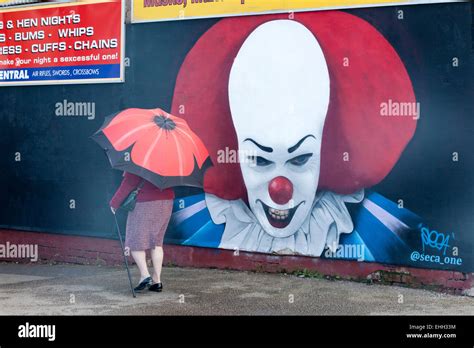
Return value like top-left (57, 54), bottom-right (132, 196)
top-left (228, 20), bottom-right (330, 238)
top-left (205, 19), bottom-right (363, 256)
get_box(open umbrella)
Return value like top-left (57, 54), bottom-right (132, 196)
top-left (92, 107), bottom-right (212, 189)
top-left (91, 107), bottom-right (212, 297)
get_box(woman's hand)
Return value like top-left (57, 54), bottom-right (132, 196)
top-left (110, 207), bottom-right (116, 214)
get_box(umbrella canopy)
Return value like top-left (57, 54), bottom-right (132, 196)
top-left (92, 107), bottom-right (212, 189)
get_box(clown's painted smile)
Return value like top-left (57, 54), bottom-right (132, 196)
top-left (258, 199), bottom-right (304, 229)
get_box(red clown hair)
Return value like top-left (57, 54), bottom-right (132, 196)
top-left (171, 11), bottom-right (417, 200)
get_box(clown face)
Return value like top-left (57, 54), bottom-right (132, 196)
top-left (228, 20), bottom-right (330, 238)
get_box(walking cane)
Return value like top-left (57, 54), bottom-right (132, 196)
top-left (113, 213), bottom-right (136, 298)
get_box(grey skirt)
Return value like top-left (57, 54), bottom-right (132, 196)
top-left (125, 199), bottom-right (173, 251)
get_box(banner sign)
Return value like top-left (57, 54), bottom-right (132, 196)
top-left (0, 0), bottom-right (124, 86)
top-left (132, 0), bottom-right (466, 23)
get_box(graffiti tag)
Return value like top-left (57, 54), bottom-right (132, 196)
top-left (420, 226), bottom-right (450, 255)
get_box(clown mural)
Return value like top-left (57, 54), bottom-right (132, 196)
top-left (169, 11), bottom-right (421, 259)
top-left (207, 20), bottom-right (365, 256)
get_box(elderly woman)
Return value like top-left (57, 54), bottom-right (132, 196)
top-left (110, 172), bottom-right (174, 292)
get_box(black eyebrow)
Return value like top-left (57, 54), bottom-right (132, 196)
top-left (288, 135), bottom-right (316, 153)
top-left (244, 138), bottom-right (273, 153)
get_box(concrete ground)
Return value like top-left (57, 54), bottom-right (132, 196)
top-left (0, 262), bottom-right (472, 315)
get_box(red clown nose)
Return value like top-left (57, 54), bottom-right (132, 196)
top-left (268, 176), bottom-right (293, 205)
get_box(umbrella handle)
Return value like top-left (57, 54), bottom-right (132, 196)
top-left (113, 213), bottom-right (136, 298)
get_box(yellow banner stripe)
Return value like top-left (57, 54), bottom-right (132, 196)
top-left (132, 0), bottom-right (461, 22)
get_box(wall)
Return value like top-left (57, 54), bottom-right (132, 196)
top-left (0, 3), bottom-right (472, 274)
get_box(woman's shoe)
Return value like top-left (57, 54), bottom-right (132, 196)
top-left (149, 282), bottom-right (163, 292)
top-left (134, 276), bottom-right (152, 292)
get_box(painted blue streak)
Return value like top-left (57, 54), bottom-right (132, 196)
top-left (366, 191), bottom-right (422, 228)
top-left (352, 204), bottom-right (410, 264)
top-left (183, 220), bottom-right (224, 248)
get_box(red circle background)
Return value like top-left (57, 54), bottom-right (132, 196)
top-left (171, 11), bottom-right (417, 200)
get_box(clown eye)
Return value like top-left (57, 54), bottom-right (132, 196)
top-left (288, 153), bottom-right (313, 166)
top-left (248, 156), bottom-right (273, 167)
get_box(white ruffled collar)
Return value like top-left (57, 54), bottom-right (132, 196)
top-left (205, 190), bottom-right (364, 257)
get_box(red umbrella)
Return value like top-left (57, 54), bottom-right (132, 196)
top-left (92, 107), bottom-right (212, 188)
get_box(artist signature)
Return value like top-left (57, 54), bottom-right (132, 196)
top-left (420, 225), bottom-right (451, 255)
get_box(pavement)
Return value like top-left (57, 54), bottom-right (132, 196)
top-left (0, 262), bottom-right (472, 315)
